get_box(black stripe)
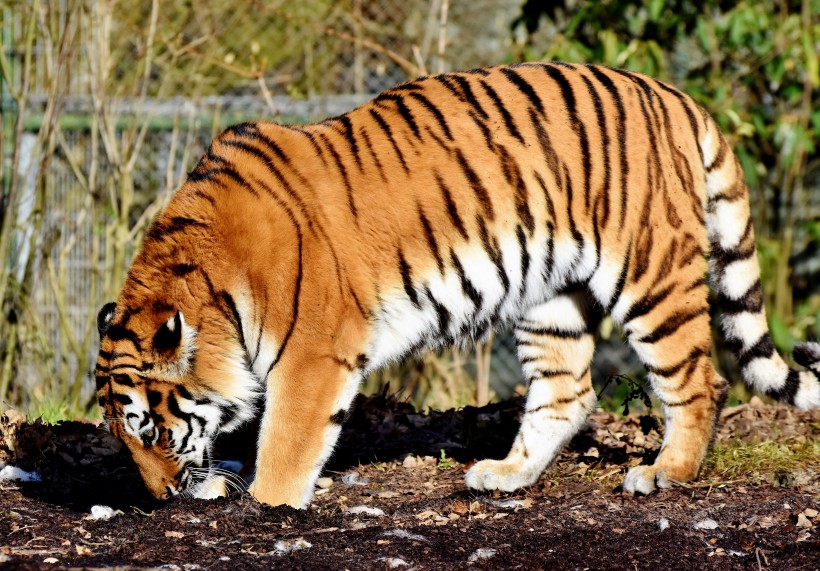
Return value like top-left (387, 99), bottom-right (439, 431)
top-left (369, 109), bottom-right (409, 173)
top-left (637, 307), bottom-right (708, 344)
top-left (541, 221), bottom-right (555, 282)
top-left (112, 393), bottom-right (133, 406)
top-left (664, 392), bottom-right (707, 407)
top-left (733, 333), bottom-right (775, 369)
top-left (418, 207), bottom-right (444, 274)
top-left (218, 291), bottom-right (246, 350)
top-left (432, 75), bottom-right (464, 99)
top-left (318, 133), bottom-right (357, 218)
top-left (398, 249), bottom-right (420, 308)
top-left (467, 109), bottom-right (496, 153)
top-left (718, 281), bottom-right (763, 315)
top-left (336, 115), bottom-right (362, 170)
top-left (450, 75), bottom-right (489, 119)
top-left (104, 326), bottom-right (143, 351)
top-left (267, 221), bottom-right (304, 374)
top-left (376, 94), bottom-right (421, 140)
top-left (534, 171), bottom-right (557, 223)
top-left (516, 325), bottom-right (584, 339)
top-left (479, 79), bottom-right (524, 143)
top-left (607, 242), bottom-right (632, 312)
top-left (435, 172), bottom-right (469, 240)
top-left (646, 346), bottom-right (707, 378)
top-left (500, 67), bottom-right (543, 113)
top-left (172, 263), bottom-right (197, 276)
top-left (476, 216), bottom-right (509, 296)
top-left (529, 369), bottom-right (576, 380)
top-left (580, 73), bottom-right (611, 225)
top-left (653, 79), bottom-right (702, 161)
top-left (193, 190), bottom-right (216, 206)
top-left (497, 145), bottom-right (535, 234)
top-left (516, 225), bottom-right (530, 297)
top-left (358, 127), bottom-right (387, 182)
top-left (146, 216), bottom-right (209, 242)
top-left (543, 65), bottom-right (592, 212)
top-left (766, 369), bottom-right (800, 404)
top-left (586, 66), bottom-right (629, 227)
top-left (289, 127), bottom-right (326, 164)
top-left (408, 92), bottom-right (453, 141)
top-left (424, 286), bottom-right (450, 334)
top-left (450, 249), bottom-right (483, 310)
top-left (455, 148), bottom-right (494, 220)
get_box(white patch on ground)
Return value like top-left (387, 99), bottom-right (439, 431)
top-left (86, 505), bottom-right (120, 521)
top-left (658, 517), bottom-right (670, 531)
top-left (0, 465), bottom-right (41, 482)
top-left (346, 505), bottom-right (385, 517)
top-left (382, 529), bottom-right (428, 542)
top-left (468, 548), bottom-right (498, 562)
top-left (490, 499), bottom-right (533, 509)
top-left (377, 557), bottom-right (411, 568)
top-left (693, 518), bottom-right (719, 530)
top-left (272, 538), bottom-right (312, 555)
top-left (342, 471), bottom-right (369, 486)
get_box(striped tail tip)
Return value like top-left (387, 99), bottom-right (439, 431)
top-left (786, 342), bottom-right (820, 409)
top-left (793, 342), bottom-right (820, 374)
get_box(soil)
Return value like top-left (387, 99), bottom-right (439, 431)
top-left (1, 394), bottom-right (818, 570)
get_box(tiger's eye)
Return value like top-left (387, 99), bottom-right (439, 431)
top-left (145, 427), bottom-right (158, 442)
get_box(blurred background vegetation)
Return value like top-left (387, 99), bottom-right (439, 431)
top-left (0, 0), bottom-right (817, 418)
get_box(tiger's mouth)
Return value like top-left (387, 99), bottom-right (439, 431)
top-left (172, 418), bottom-right (260, 499)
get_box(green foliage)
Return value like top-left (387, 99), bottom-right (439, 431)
top-left (437, 449), bottom-right (456, 470)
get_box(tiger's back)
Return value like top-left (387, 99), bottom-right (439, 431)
top-left (96, 63), bottom-right (820, 507)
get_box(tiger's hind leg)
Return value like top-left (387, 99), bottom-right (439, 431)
top-left (617, 275), bottom-right (729, 494)
top-left (465, 291), bottom-right (598, 491)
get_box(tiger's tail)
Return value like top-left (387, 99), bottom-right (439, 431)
top-left (701, 117), bottom-right (820, 409)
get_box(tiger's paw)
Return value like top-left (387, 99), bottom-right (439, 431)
top-left (464, 458), bottom-right (539, 492)
top-left (622, 465), bottom-right (673, 495)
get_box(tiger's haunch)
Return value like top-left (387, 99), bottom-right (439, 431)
top-left (95, 62), bottom-right (820, 507)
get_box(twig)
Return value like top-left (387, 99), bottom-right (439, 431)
top-left (436, 0), bottom-right (449, 74)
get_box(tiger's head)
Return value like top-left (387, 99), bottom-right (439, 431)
top-left (95, 299), bottom-right (248, 500)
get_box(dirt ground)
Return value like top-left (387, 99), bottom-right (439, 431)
top-left (1, 394), bottom-right (818, 570)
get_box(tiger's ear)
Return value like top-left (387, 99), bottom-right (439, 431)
top-left (152, 311), bottom-right (196, 377)
top-left (153, 311), bottom-right (184, 354)
top-left (97, 302), bottom-right (117, 337)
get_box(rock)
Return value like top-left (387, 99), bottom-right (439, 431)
top-left (315, 477), bottom-right (333, 489)
top-left (795, 514), bottom-right (813, 528)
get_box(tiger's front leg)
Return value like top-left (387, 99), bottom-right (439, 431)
top-left (249, 352), bottom-right (362, 507)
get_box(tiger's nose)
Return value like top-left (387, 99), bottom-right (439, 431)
top-left (161, 485), bottom-right (179, 500)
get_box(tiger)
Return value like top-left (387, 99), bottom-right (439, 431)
top-left (95, 62), bottom-right (820, 508)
